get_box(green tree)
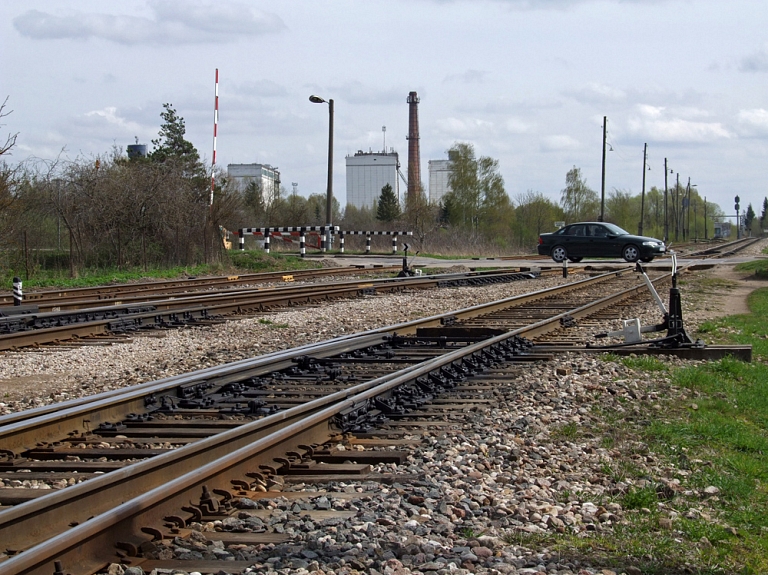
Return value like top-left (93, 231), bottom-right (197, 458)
top-left (514, 190), bottom-right (563, 250)
top-left (604, 188), bottom-right (638, 231)
top-left (376, 183), bottom-right (401, 222)
top-left (560, 166), bottom-right (599, 222)
top-left (444, 142), bottom-right (508, 236)
top-left (760, 197), bottom-right (768, 231)
top-left (149, 103), bottom-right (200, 166)
top-left (745, 203), bottom-right (756, 235)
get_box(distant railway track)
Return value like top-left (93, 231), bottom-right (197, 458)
top-left (0, 269), bottom-right (542, 351)
top-left (0, 267), bottom-right (674, 575)
top-left (679, 236), bottom-right (762, 259)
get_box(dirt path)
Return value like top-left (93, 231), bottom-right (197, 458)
top-left (690, 263), bottom-right (768, 319)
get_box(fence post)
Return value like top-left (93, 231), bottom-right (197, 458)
top-left (264, 231), bottom-right (270, 254)
top-left (392, 235), bottom-right (398, 254)
top-left (300, 229), bottom-right (306, 258)
top-left (365, 235), bottom-right (371, 254)
top-left (339, 232), bottom-right (345, 254)
top-left (239, 229), bottom-right (245, 251)
top-left (12, 276), bottom-right (22, 306)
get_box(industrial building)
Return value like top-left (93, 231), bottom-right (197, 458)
top-left (227, 163), bottom-right (281, 202)
top-left (345, 150), bottom-right (401, 210)
top-left (428, 159), bottom-right (452, 204)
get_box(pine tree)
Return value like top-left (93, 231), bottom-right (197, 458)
top-left (150, 103), bottom-right (200, 165)
top-left (376, 183), bottom-right (401, 222)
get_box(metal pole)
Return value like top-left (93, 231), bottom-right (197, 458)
top-left (704, 197), bottom-right (708, 240)
top-left (639, 142), bottom-right (647, 235)
top-left (326, 99), bottom-right (334, 251)
top-left (600, 116), bottom-right (606, 222)
top-left (684, 178), bottom-right (690, 242)
top-left (675, 173), bottom-right (680, 242)
top-left (664, 158), bottom-right (669, 244)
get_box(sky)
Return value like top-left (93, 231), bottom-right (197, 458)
top-left (2, 0), bottom-right (768, 223)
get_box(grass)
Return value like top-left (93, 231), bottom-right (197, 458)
top-left (2, 251), bottom-right (322, 290)
top-left (503, 287), bottom-right (768, 574)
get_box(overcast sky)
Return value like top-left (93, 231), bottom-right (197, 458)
top-left (2, 0), bottom-right (768, 221)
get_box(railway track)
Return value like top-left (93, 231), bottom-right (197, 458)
top-left (0, 267), bottom-right (679, 575)
top-left (675, 236), bottom-right (762, 259)
top-left (0, 269), bottom-right (541, 351)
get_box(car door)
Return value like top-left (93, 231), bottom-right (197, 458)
top-left (589, 224), bottom-right (620, 257)
top-left (562, 224), bottom-right (588, 257)
top-left (584, 224), bottom-right (607, 257)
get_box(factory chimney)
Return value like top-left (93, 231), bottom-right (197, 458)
top-left (406, 91), bottom-right (421, 201)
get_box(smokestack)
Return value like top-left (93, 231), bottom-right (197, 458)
top-left (406, 91), bottom-right (421, 201)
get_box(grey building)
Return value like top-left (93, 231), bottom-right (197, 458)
top-left (345, 151), bottom-right (400, 210)
top-left (428, 159), bottom-right (452, 204)
top-left (227, 163), bottom-right (281, 202)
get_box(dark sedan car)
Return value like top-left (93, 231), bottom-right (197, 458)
top-left (537, 222), bottom-right (666, 263)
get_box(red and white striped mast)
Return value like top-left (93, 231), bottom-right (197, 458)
top-left (209, 68), bottom-right (219, 207)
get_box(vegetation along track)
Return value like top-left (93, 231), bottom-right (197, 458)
top-left (0, 269), bottom-right (542, 351)
top-left (0, 267), bottom-right (668, 574)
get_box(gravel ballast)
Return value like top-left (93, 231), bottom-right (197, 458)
top-left (2, 243), bottom-right (767, 575)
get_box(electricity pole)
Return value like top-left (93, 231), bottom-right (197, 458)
top-left (663, 158), bottom-right (669, 243)
top-left (639, 143), bottom-right (647, 235)
top-left (600, 116), bottom-right (607, 222)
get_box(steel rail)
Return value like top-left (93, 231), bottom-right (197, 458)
top-left (0, 267), bottom-right (401, 307)
top-left (0, 267), bottom-right (662, 575)
top-left (0, 270), bottom-right (540, 350)
top-left (0, 268), bottom-right (631, 437)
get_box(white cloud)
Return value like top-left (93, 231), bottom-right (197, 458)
top-left (505, 117), bottom-right (532, 134)
top-left (737, 108), bottom-right (768, 135)
top-left (13, 2), bottom-right (285, 45)
top-left (435, 117), bottom-right (496, 139)
top-left (565, 82), bottom-right (626, 104)
top-left (628, 104), bottom-right (730, 142)
top-left (540, 134), bottom-right (581, 151)
top-left (82, 107), bottom-right (144, 134)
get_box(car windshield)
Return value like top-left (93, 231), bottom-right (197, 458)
top-left (602, 223), bottom-right (629, 235)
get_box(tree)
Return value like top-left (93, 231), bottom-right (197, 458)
top-left (560, 166), bottom-right (599, 222)
top-left (402, 185), bottom-right (440, 246)
top-left (0, 97), bottom-right (21, 261)
top-left (513, 190), bottom-right (563, 249)
top-left (604, 188), bottom-right (638, 231)
top-left (760, 197), bottom-right (768, 231)
top-left (149, 103), bottom-right (200, 166)
top-left (0, 97), bottom-right (17, 157)
top-left (443, 142), bottom-right (508, 236)
top-left (745, 203), bottom-right (756, 235)
top-left (376, 183), bottom-right (401, 222)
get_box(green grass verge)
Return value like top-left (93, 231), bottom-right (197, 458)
top-left (2, 251), bottom-right (322, 290)
top-left (508, 287), bottom-right (768, 574)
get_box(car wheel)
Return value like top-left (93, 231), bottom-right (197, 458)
top-left (551, 245), bottom-right (568, 263)
top-left (622, 245), bottom-right (640, 262)
top-left (640, 256), bottom-right (654, 263)
top-left (568, 257), bottom-right (583, 263)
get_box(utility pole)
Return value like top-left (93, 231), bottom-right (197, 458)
top-left (663, 158), bottom-right (669, 243)
top-left (675, 172), bottom-right (680, 242)
top-left (639, 143), bottom-right (647, 235)
top-left (600, 116), bottom-right (607, 222)
top-left (704, 197), bottom-right (708, 240)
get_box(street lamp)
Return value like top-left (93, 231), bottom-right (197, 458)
top-left (309, 94), bottom-right (334, 251)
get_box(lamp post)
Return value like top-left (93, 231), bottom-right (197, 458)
top-left (309, 95), bottom-right (334, 251)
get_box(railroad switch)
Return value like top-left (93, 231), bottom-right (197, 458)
top-left (593, 253), bottom-right (703, 349)
top-left (397, 243), bottom-right (420, 277)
